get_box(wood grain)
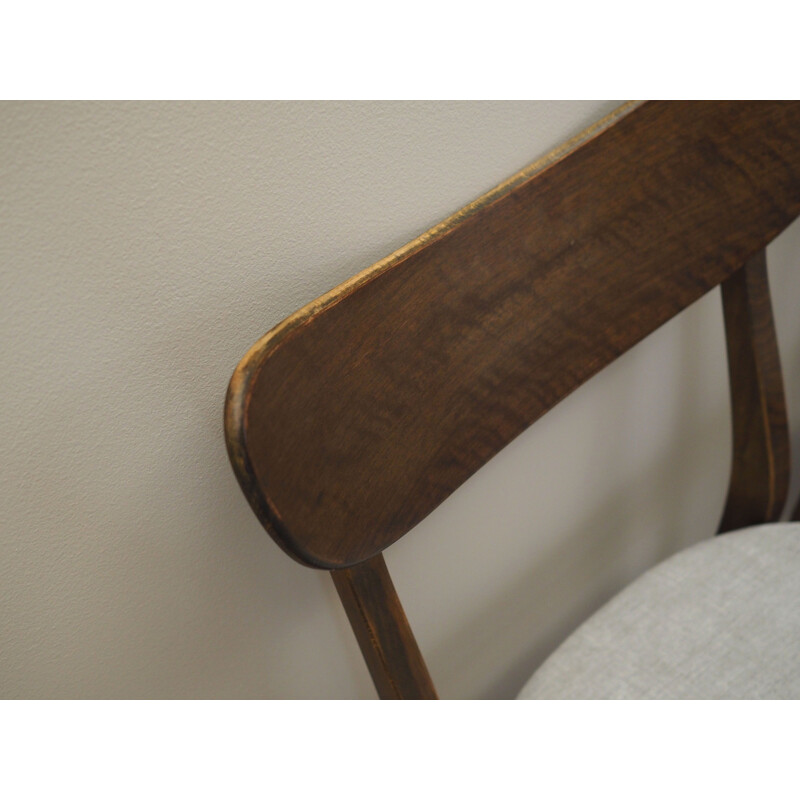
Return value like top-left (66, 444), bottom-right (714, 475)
top-left (718, 250), bottom-right (790, 532)
top-left (226, 101), bottom-right (800, 569)
top-left (331, 555), bottom-right (438, 699)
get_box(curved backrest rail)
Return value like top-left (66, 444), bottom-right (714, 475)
top-left (226, 101), bottom-right (800, 570)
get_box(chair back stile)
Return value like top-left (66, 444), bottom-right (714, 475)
top-left (225, 101), bottom-right (800, 698)
top-left (718, 250), bottom-right (790, 533)
top-left (331, 555), bottom-right (438, 700)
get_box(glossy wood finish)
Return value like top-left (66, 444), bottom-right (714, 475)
top-left (331, 555), bottom-right (438, 699)
top-left (226, 101), bottom-right (800, 570)
top-left (718, 250), bottom-right (791, 532)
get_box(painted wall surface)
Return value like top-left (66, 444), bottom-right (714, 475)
top-left (2, 101), bottom-right (799, 699)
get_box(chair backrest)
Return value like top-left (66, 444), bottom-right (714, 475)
top-left (225, 101), bottom-right (800, 698)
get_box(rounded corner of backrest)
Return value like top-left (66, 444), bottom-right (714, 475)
top-left (223, 334), bottom-right (331, 570)
top-left (223, 355), bottom-right (250, 480)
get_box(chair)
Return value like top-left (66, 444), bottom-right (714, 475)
top-left (225, 101), bottom-right (800, 699)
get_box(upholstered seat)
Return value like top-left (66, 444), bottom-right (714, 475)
top-left (518, 523), bottom-right (800, 700)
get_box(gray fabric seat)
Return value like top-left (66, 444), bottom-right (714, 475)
top-left (517, 523), bottom-right (800, 699)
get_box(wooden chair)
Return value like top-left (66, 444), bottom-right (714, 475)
top-left (225, 101), bottom-right (800, 699)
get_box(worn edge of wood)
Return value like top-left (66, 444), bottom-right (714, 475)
top-left (224, 100), bottom-right (643, 568)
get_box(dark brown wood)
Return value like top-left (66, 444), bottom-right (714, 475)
top-left (331, 555), bottom-right (438, 699)
top-left (226, 100), bottom-right (800, 570)
top-left (718, 250), bottom-right (791, 532)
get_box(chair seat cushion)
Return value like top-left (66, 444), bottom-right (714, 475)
top-left (517, 522), bottom-right (800, 699)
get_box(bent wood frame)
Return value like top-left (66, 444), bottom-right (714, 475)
top-left (226, 101), bottom-right (800, 699)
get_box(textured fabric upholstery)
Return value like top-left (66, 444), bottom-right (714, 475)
top-left (517, 523), bottom-right (800, 699)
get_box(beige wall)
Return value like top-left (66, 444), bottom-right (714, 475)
top-left (2, 101), bottom-right (799, 699)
